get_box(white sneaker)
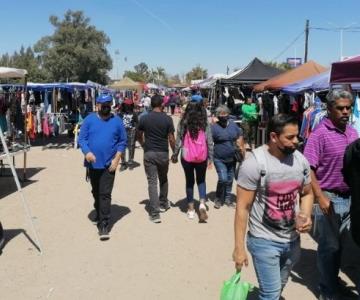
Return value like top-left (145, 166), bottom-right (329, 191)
top-left (187, 209), bottom-right (195, 219)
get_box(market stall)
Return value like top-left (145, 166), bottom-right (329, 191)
top-left (0, 67), bottom-right (30, 180)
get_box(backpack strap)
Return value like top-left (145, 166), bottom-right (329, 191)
top-left (252, 146), bottom-right (268, 188)
top-left (293, 150), bottom-right (309, 185)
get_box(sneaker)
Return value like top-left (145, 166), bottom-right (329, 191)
top-left (214, 200), bottom-right (222, 209)
top-left (98, 223), bottom-right (110, 241)
top-left (159, 201), bottom-right (171, 213)
top-left (91, 211), bottom-right (99, 225)
top-left (150, 214), bottom-right (161, 223)
top-left (187, 209), bottom-right (196, 219)
top-left (225, 200), bottom-right (236, 208)
top-left (119, 163), bottom-right (128, 172)
top-left (199, 203), bottom-right (208, 222)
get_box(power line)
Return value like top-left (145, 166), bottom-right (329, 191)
top-left (271, 30), bottom-right (305, 61)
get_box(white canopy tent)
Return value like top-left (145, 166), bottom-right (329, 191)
top-left (0, 67), bottom-right (28, 79)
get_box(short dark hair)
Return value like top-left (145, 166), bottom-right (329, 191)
top-left (267, 114), bottom-right (298, 139)
top-left (151, 94), bottom-right (163, 108)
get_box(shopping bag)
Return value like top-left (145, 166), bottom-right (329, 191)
top-left (220, 272), bottom-right (253, 300)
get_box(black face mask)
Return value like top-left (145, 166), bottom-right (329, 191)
top-left (100, 105), bottom-right (111, 117)
top-left (218, 116), bottom-right (229, 126)
top-left (278, 145), bottom-right (296, 156)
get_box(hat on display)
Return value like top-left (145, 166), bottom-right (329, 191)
top-left (191, 95), bottom-right (203, 102)
top-left (96, 94), bottom-right (112, 103)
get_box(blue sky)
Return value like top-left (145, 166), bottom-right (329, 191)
top-left (1, 0), bottom-right (360, 79)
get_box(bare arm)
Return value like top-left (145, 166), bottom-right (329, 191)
top-left (297, 183), bottom-right (314, 233)
top-left (310, 170), bottom-right (332, 215)
top-left (137, 130), bottom-right (145, 148)
top-left (233, 185), bottom-right (256, 271)
top-left (236, 136), bottom-right (246, 158)
top-left (168, 132), bottom-right (175, 153)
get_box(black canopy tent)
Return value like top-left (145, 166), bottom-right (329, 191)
top-left (211, 57), bottom-right (283, 109)
top-left (218, 57), bottom-right (283, 86)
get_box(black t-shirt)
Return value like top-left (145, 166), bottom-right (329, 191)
top-left (138, 111), bottom-right (175, 152)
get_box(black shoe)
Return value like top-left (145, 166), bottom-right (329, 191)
top-left (149, 214), bottom-right (161, 223)
top-left (91, 211), bottom-right (99, 225)
top-left (119, 163), bottom-right (128, 172)
top-left (128, 160), bottom-right (140, 170)
top-left (159, 201), bottom-right (171, 213)
top-left (98, 223), bottom-right (110, 241)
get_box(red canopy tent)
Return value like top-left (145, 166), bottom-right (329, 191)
top-left (330, 55), bottom-right (360, 84)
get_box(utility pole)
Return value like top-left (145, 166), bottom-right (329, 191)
top-left (304, 19), bottom-right (309, 63)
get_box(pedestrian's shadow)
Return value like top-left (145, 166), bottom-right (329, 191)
top-left (139, 199), bottom-right (151, 214)
top-left (1, 228), bottom-right (40, 254)
top-left (173, 198), bottom-right (188, 213)
top-left (290, 247), bottom-right (319, 298)
top-left (206, 191), bottom-right (217, 203)
top-left (87, 204), bottom-right (131, 231)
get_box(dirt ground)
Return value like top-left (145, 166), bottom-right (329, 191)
top-left (1, 118), bottom-right (359, 300)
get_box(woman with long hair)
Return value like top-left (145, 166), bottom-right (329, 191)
top-left (171, 95), bottom-right (213, 221)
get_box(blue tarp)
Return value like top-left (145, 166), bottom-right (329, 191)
top-left (0, 82), bottom-right (97, 92)
top-left (281, 70), bottom-right (330, 94)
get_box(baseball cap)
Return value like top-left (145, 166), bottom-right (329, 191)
top-left (96, 94), bottom-right (112, 103)
top-left (191, 95), bottom-right (203, 102)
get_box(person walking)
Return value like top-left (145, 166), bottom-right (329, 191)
top-left (119, 98), bottom-right (139, 171)
top-left (171, 95), bottom-right (213, 221)
top-left (241, 97), bottom-right (259, 149)
top-left (304, 90), bottom-right (358, 300)
top-left (211, 105), bottom-right (244, 209)
top-left (233, 114), bottom-right (313, 300)
top-left (138, 94), bottom-right (175, 223)
top-left (78, 94), bottom-right (127, 240)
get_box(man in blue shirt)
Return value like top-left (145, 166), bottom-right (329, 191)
top-left (79, 94), bottom-right (127, 240)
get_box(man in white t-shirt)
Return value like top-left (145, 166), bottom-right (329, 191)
top-left (141, 93), bottom-right (151, 112)
top-left (233, 114), bottom-right (314, 300)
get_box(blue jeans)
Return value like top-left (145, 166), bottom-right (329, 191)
top-left (313, 192), bottom-right (351, 297)
top-left (213, 158), bottom-right (235, 203)
top-left (247, 234), bottom-right (300, 300)
top-left (181, 158), bottom-right (207, 203)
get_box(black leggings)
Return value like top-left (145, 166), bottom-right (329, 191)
top-left (181, 158), bottom-right (207, 203)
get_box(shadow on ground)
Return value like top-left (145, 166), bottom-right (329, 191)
top-left (0, 167), bottom-right (45, 199)
top-left (0, 228), bottom-right (41, 255)
top-left (30, 134), bottom-right (74, 150)
top-left (87, 204), bottom-right (131, 231)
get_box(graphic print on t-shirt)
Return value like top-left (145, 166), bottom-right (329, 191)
top-left (263, 180), bottom-right (301, 231)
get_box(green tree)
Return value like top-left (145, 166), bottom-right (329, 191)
top-left (124, 62), bottom-right (149, 82)
top-left (185, 65), bottom-right (208, 83)
top-left (0, 46), bottom-right (49, 82)
top-left (264, 61), bottom-right (292, 71)
top-left (34, 10), bottom-right (112, 84)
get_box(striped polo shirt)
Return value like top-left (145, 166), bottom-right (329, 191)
top-left (304, 117), bottom-right (358, 193)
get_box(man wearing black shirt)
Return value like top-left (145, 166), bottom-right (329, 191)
top-left (138, 95), bottom-right (175, 223)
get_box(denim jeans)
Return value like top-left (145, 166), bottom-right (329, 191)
top-left (213, 158), bottom-right (235, 203)
top-left (247, 234), bottom-right (300, 300)
top-left (313, 192), bottom-right (351, 297)
top-left (144, 151), bottom-right (169, 215)
top-left (181, 158), bottom-right (207, 203)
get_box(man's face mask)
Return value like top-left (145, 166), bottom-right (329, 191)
top-left (218, 115), bottom-right (229, 126)
top-left (100, 103), bottom-right (111, 116)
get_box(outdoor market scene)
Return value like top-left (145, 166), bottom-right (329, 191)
top-left (1, 1), bottom-right (360, 300)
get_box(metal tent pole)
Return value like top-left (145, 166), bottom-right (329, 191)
top-left (0, 126), bottom-right (42, 254)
